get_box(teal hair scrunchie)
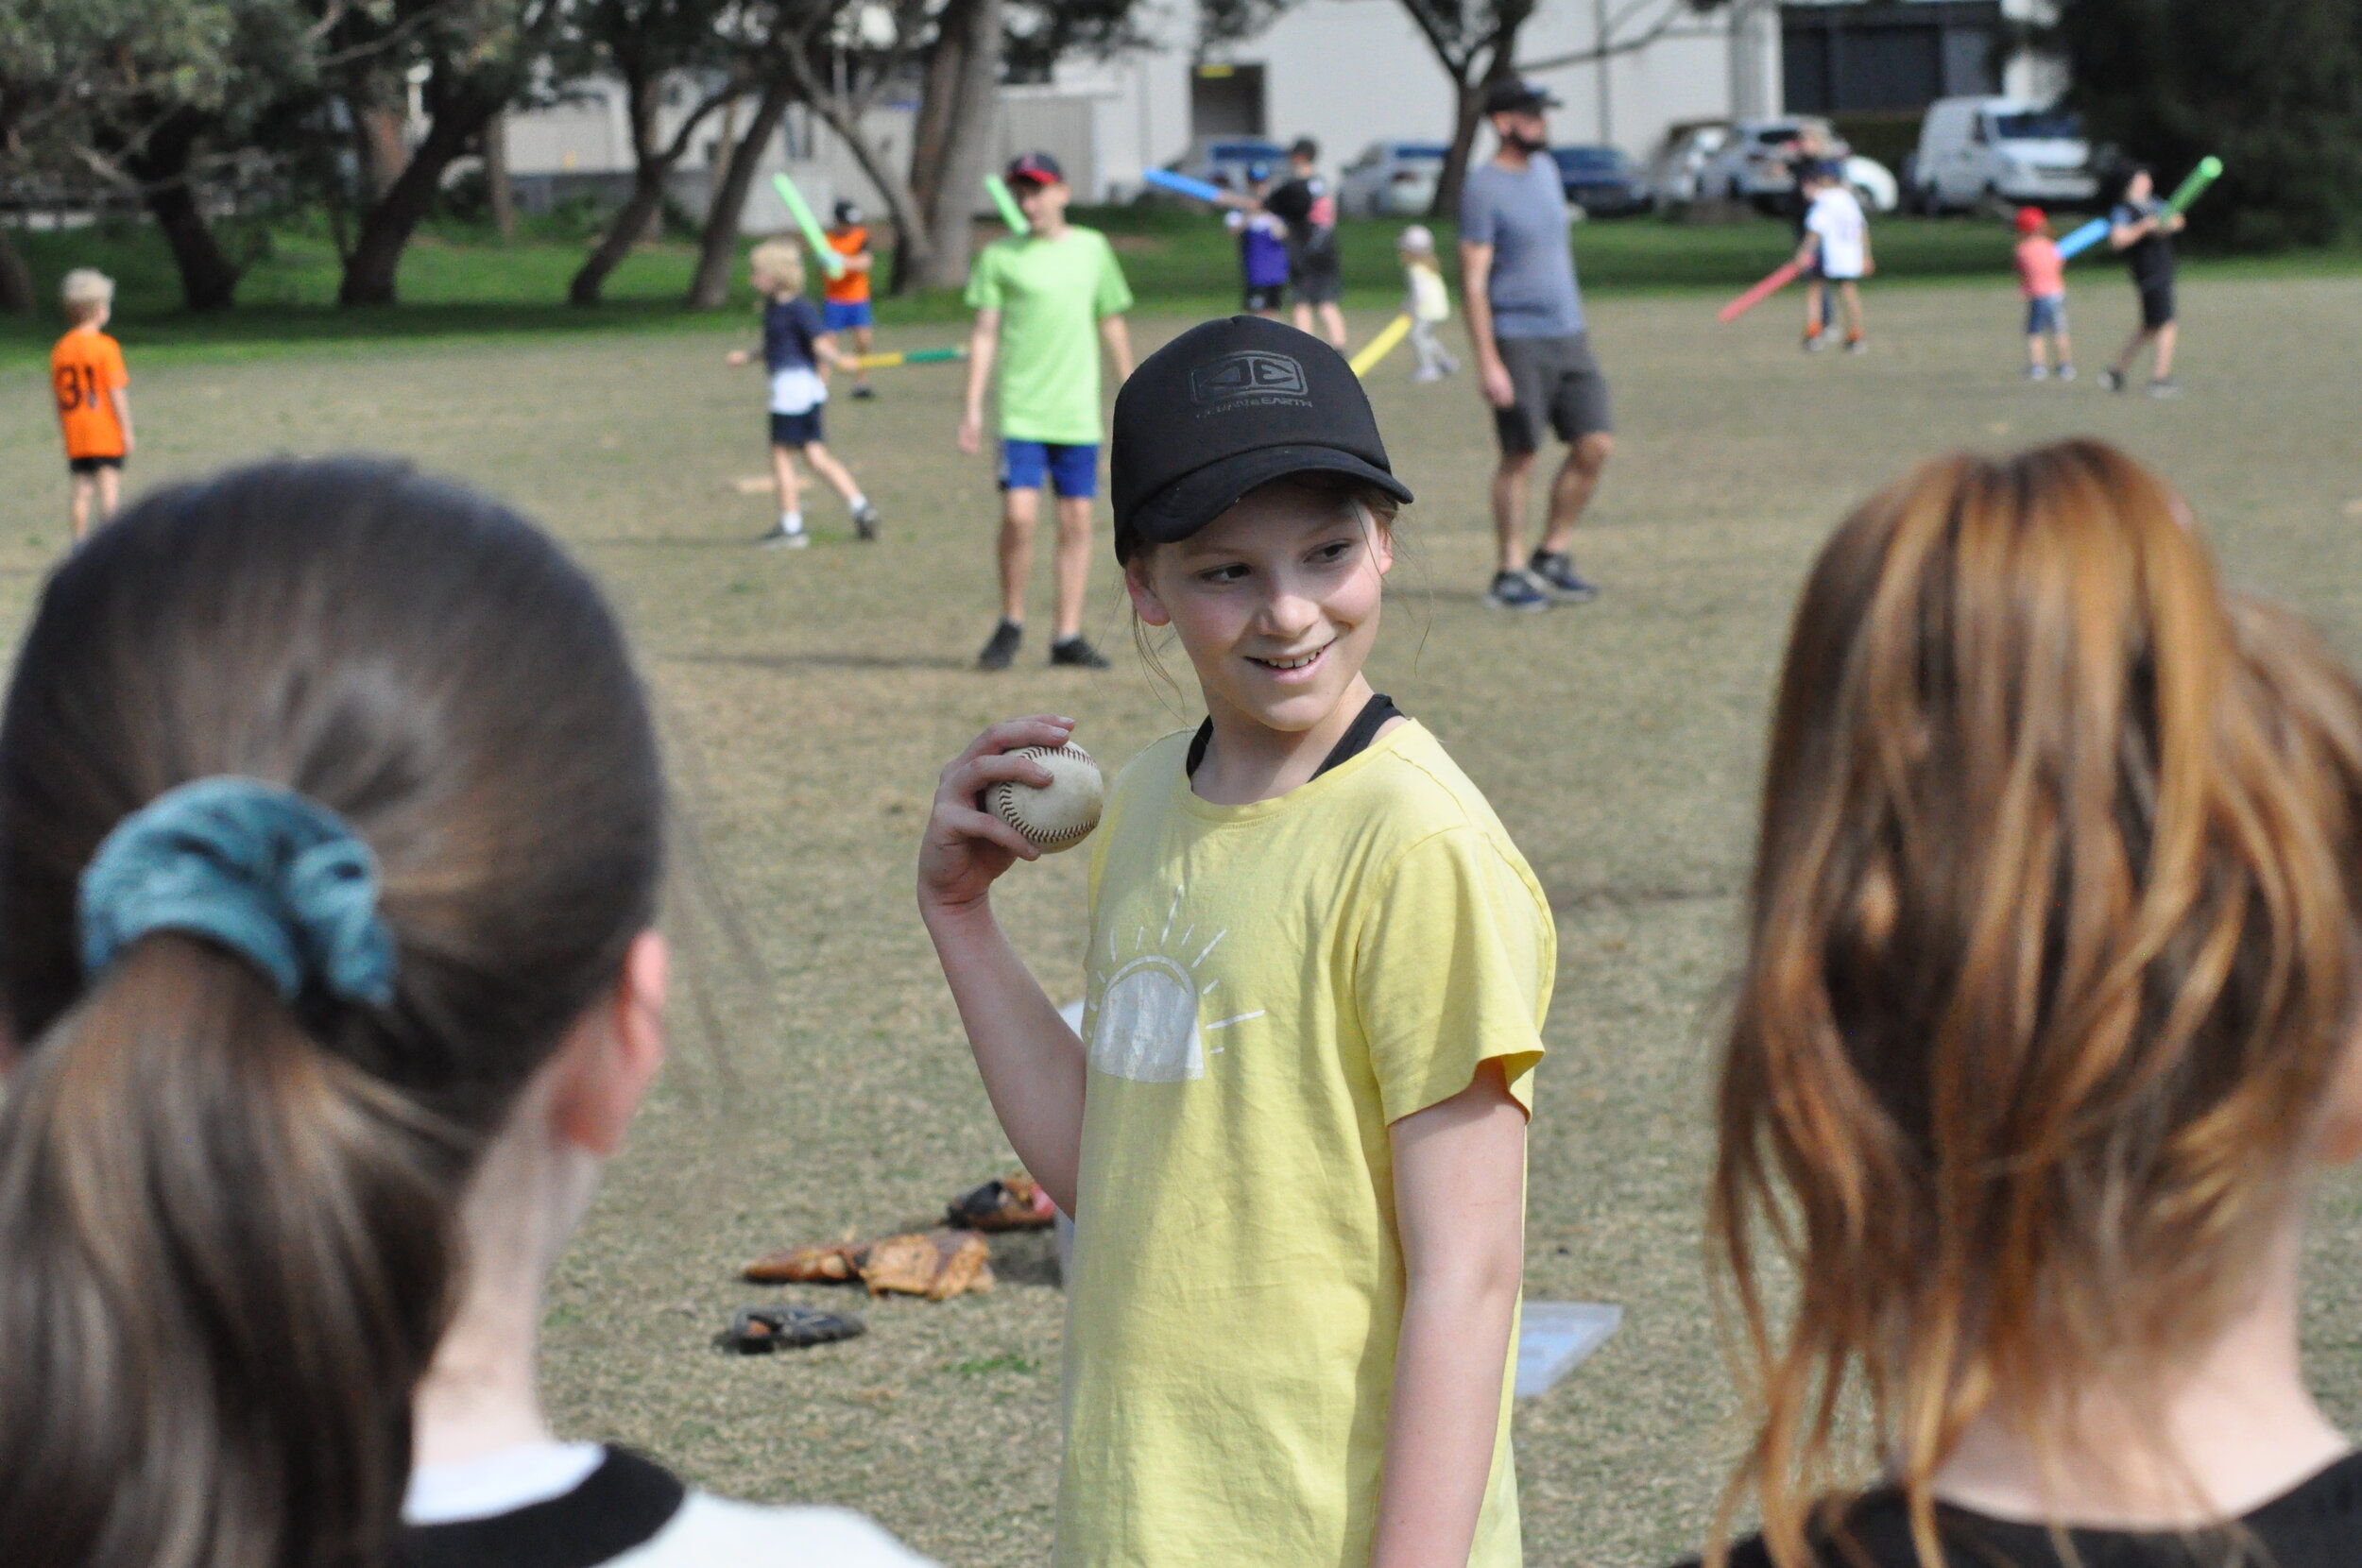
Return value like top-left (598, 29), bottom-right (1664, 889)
top-left (77, 777), bottom-right (397, 1007)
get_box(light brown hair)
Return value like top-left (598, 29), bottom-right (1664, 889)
top-left (0, 459), bottom-right (665, 1568)
top-left (749, 238), bottom-right (806, 295)
top-left (1708, 440), bottom-right (2362, 1566)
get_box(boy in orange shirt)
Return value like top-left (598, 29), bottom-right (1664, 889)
top-left (823, 200), bottom-right (878, 400)
top-left (51, 268), bottom-right (133, 540)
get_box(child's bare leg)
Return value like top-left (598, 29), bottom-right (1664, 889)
top-left (999, 487), bottom-right (1041, 624)
top-left (851, 325), bottom-right (874, 388)
top-left (2053, 328), bottom-right (2073, 367)
top-left (1803, 281), bottom-right (1826, 335)
top-left (2027, 332), bottom-right (2048, 370)
top-left (1317, 301), bottom-right (1347, 349)
top-left (1840, 281), bottom-right (1864, 338)
top-left (770, 443), bottom-right (803, 516)
top-left (801, 440), bottom-right (863, 506)
top-left (68, 473), bottom-right (95, 541)
top-left (2150, 321), bottom-right (2177, 380)
top-left (95, 466), bottom-right (121, 521)
top-left (1292, 300), bottom-right (1314, 337)
top-left (2110, 325), bottom-right (2151, 377)
top-left (1052, 495), bottom-right (1094, 641)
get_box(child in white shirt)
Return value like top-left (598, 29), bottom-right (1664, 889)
top-left (1397, 225), bottom-right (1459, 382)
top-left (1795, 165), bottom-right (1873, 353)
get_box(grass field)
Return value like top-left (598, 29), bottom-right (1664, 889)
top-left (4, 271), bottom-right (2362, 1565)
top-left (9, 209), bottom-right (2357, 361)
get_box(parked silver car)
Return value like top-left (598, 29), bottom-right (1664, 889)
top-left (1338, 141), bottom-right (1447, 216)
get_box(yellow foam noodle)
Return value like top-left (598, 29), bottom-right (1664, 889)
top-left (1349, 314), bottom-right (1414, 378)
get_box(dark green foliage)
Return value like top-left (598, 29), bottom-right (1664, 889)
top-left (2051, 0), bottom-right (2362, 248)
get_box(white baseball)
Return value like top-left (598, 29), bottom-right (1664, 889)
top-left (988, 742), bottom-right (1104, 854)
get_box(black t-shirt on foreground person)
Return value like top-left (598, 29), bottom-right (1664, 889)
top-left (1673, 1450), bottom-right (2362, 1568)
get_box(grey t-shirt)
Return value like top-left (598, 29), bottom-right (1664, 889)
top-left (1460, 155), bottom-right (1584, 339)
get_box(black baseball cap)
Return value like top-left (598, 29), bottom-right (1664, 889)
top-left (832, 198), bottom-right (863, 226)
top-left (1005, 151), bottom-right (1063, 187)
top-left (1112, 316), bottom-right (1412, 562)
top-left (1482, 78), bottom-right (1562, 116)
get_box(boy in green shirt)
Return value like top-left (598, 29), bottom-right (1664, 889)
top-left (959, 152), bottom-right (1135, 670)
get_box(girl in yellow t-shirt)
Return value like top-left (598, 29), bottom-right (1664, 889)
top-left (918, 316), bottom-right (1552, 1568)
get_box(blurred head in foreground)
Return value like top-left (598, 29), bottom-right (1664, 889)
top-left (0, 459), bottom-right (666, 1567)
top-left (1710, 439), bottom-right (2362, 1565)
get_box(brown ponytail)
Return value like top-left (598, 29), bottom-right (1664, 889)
top-left (1707, 440), bottom-right (2362, 1567)
top-left (0, 461), bottom-right (664, 1568)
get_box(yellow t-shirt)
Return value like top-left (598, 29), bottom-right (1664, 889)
top-left (1060, 720), bottom-right (1553, 1568)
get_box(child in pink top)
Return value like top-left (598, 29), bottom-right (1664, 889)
top-left (2013, 206), bottom-right (2074, 382)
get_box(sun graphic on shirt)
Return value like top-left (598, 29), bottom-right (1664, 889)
top-left (1086, 883), bottom-right (1263, 1083)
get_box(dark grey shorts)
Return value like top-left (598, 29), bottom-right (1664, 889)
top-left (1493, 332), bottom-right (1612, 454)
top-left (1291, 243), bottom-right (1344, 306)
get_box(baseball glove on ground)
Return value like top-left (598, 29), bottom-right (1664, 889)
top-left (860, 1230), bottom-right (994, 1300)
top-left (743, 1242), bottom-right (866, 1285)
top-left (946, 1172), bottom-right (1057, 1232)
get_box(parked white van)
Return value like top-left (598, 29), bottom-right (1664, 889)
top-left (1910, 97), bottom-right (2097, 213)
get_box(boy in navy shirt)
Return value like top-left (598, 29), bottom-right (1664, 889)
top-left (726, 240), bottom-right (880, 547)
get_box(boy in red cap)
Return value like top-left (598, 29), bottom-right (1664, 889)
top-left (2013, 206), bottom-right (2074, 382)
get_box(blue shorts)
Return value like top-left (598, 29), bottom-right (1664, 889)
top-left (1000, 440), bottom-right (1098, 500)
top-left (822, 299), bottom-right (873, 332)
top-left (2026, 293), bottom-right (2067, 335)
top-left (770, 408), bottom-right (825, 448)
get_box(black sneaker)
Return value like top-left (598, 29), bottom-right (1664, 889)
top-left (1049, 635), bottom-right (1112, 670)
top-left (852, 502), bottom-right (881, 540)
top-left (2101, 367), bottom-right (2126, 393)
top-left (850, 383), bottom-right (877, 401)
top-left (1483, 570), bottom-right (1553, 613)
top-left (977, 620), bottom-right (1022, 671)
top-left (1527, 550), bottom-right (1599, 605)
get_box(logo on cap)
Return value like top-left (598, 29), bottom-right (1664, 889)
top-left (1189, 350), bottom-right (1308, 409)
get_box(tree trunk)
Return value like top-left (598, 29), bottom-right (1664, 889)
top-left (1429, 2), bottom-right (1538, 219)
top-left (571, 170), bottom-right (669, 305)
top-left (486, 110), bottom-right (517, 240)
top-left (0, 226), bottom-right (33, 317)
top-left (127, 107), bottom-right (243, 312)
top-left (339, 86), bottom-right (502, 306)
top-left (686, 79), bottom-right (792, 310)
top-left (904, 0), bottom-right (1001, 292)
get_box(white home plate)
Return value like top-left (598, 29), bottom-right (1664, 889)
top-left (1516, 1302), bottom-right (1623, 1397)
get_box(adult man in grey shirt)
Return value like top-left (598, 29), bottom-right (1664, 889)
top-left (1461, 78), bottom-right (1613, 612)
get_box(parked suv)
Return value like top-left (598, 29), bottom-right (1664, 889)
top-left (1550, 145), bottom-right (1652, 217)
top-left (1910, 97), bottom-right (2097, 213)
top-left (1339, 141), bottom-right (1448, 216)
top-left (1697, 117), bottom-right (1842, 203)
top-left (1156, 136), bottom-right (1288, 198)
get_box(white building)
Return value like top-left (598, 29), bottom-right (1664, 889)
top-left (495, 0), bottom-right (2063, 222)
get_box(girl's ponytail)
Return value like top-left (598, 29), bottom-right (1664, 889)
top-left (0, 937), bottom-right (465, 1568)
top-left (0, 459), bottom-right (668, 1568)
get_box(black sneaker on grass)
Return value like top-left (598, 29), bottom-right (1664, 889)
top-left (850, 383), bottom-right (878, 401)
top-left (1527, 550), bottom-right (1599, 605)
top-left (1049, 635), bottom-right (1111, 670)
top-left (977, 620), bottom-right (1022, 671)
top-left (1483, 570), bottom-right (1553, 613)
top-left (2101, 367), bottom-right (2126, 393)
top-left (852, 502), bottom-right (881, 540)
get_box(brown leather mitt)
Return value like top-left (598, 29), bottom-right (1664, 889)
top-left (946, 1172), bottom-right (1058, 1232)
top-left (860, 1230), bottom-right (994, 1300)
top-left (742, 1242), bottom-right (866, 1285)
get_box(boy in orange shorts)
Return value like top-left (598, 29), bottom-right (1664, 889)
top-left (51, 268), bottom-right (133, 540)
top-left (823, 200), bottom-right (878, 400)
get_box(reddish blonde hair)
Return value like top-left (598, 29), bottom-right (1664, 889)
top-left (1708, 440), bottom-right (2362, 1566)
